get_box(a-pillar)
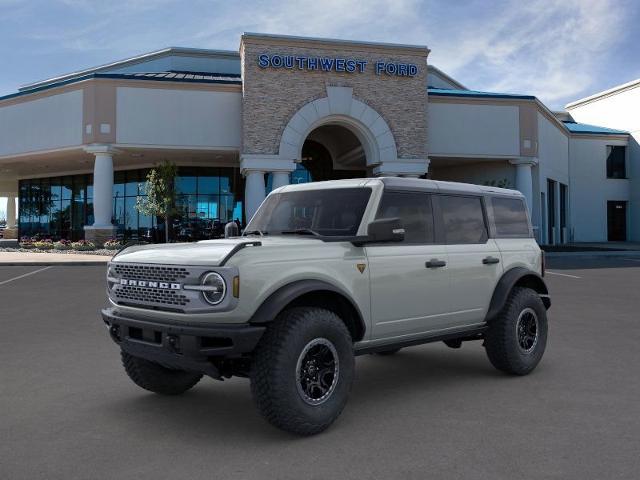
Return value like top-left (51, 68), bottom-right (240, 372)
top-left (84, 145), bottom-right (118, 246)
top-left (509, 158), bottom-right (538, 216)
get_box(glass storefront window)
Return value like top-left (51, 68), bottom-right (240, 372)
top-left (18, 166), bottom-right (243, 242)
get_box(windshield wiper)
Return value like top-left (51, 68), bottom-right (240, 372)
top-left (243, 229), bottom-right (267, 236)
top-left (280, 228), bottom-right (321, 237)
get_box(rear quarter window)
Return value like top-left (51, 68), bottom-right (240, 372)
top-left (491, 197), bottom-right (531, 237)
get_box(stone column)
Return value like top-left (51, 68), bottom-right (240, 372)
top-left (271, 171), bottom-right (290, 190)
top-left (84, 145), bottom-right (118, 245)
top-left (244, 170), bottom-right (266, 222)
top-left (510, 158), bottom-right (538, 215)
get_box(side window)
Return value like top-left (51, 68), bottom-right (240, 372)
top-left (606, 146), bottom-right (626, 179)
top-left (375, 191), bottom-right (434, 243)
top-left (492, 197), bottom-right (531, 237)
top-left (440, 195), bottom-right (488, 244)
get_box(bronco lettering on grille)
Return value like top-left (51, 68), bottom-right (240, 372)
top-left (120, 279), bottom-right (181, 290)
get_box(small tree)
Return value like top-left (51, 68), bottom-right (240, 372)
top-left (136, 161), bottom-right (178, 243)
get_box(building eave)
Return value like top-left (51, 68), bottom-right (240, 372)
top-left (565, 78), bottom-right (640, 109)
top-left (0, 72), bottom-right (242, 104)
top-left (19, 47), bottom-right (240, 93)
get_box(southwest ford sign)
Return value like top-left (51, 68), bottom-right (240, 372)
top-left (257, 54), bottom-right (418, 77)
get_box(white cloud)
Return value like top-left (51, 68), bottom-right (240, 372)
top-left (4, 0), bottom-right (635, 108)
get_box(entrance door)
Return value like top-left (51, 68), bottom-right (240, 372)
top-left (366, 191), bottom-right (452, 340)
top-left (607, 201), bottom-right (627, 241)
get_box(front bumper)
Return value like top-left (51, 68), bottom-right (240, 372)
top-left (102, 307), bottom-right (265, 378)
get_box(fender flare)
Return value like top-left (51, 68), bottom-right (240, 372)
top-left (248, 279), bottom-right (367, 340)
top-left (485, 267), bottom-right (550, 322)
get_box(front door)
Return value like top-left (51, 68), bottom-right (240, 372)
top-left (437, 195), bottom-right (503, 326)
top-left (607, 201), bottom-right (627, 241)
top-left (366, 191), bottom-right (451, 340)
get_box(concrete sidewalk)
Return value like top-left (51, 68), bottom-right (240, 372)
top-left (0, 251), bottom-right (112, 265)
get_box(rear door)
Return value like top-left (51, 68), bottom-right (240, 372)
top-left (366, 190), bottom-right (451, 340)
top-left (437, 194), bottom-right (503, 326)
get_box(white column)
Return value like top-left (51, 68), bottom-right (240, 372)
top-left (87, 147), bottom-right (116, 227)
top-left (241, 154), bottom-right (295, 222)
top-left (510, 158), bottom-right (538, 215)
top-left (244, 170), bottom-right (266, 222)
top-left (271, 171), bottom-right (290, 190)
top-left (6, 195), bottom-right (16, 229)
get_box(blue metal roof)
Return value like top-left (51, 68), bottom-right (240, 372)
top-left (428, 87), bottom-right (536, 100)
top-left (0, 71), bottom-right (242, 102)
top-left (562, 121), bottom-right (628, 135)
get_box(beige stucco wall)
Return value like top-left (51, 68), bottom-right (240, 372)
top-left (240, 35), bottom-right (429, 161)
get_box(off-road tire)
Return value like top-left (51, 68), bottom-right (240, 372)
top-left (375, 347), bottom-right (402, 356)
top-left (250, 307), bottom-right (355, 435)
top-left (121, 351), bottom-right (202, 395)
top-left (484, 287), bottom-right (548, 375)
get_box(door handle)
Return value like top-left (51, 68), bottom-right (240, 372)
top-left (426, 259), bottom-right (447, 268)
top-left (482, 256), bottom-right (500, 265)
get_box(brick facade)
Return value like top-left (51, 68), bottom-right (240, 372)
top-left (240, 35), bottom-right (429, 162)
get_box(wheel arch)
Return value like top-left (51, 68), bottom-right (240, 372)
top-left (485, 267), bottom-right (550, 322)
top-left (249, 280), bottom-right (366, 342)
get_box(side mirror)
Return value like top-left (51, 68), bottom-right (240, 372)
top-left (365, 217), bottom-right (405, 243)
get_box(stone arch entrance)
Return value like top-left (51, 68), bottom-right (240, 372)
top-left (278, 86), bottom-right (398, 169)
top-left (300, 123), bottom-right (367, 181)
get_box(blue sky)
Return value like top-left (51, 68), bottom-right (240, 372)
top-left (1, 0), bottom-right (639, 108)
top-left (1, 0), bottom-right (640, 218)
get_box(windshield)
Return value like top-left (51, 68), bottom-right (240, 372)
top-left (245, 187), bottom-right (372, 237)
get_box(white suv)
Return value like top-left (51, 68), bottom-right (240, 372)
top-left (102, 178), bottom-right (550, 435)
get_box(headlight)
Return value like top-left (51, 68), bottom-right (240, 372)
top-left (106, 265), bottom-right (118, 291)
top-left (200, 272), bottom-right (226, 305)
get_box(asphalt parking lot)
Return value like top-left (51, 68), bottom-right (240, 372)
top-left (1, 257), bottom-right (640, 479)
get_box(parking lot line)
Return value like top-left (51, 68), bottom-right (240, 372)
top-left (546, 271), bottom-right (581, 279)
top-left (0, 266), bottom-right (52, 286)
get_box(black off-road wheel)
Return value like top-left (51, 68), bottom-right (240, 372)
top-left (250, 307), bottom-right (355, 436)
top-left (484, 287), bottom-right (548, 375)
top-left (121, 351), bottom-right (203, 395)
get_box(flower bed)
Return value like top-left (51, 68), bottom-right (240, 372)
top-left (71, 240), bottom-right (96, 251)
top-left (103, 238), bottom-right (124, 250)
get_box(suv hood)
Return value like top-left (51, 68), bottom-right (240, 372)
top-left (111, 236), bottom-right (323, 266)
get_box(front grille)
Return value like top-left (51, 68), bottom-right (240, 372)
top-left (113, 264), bottom-right (189, 283)
top-left (110, 263), bottom-right (193, 311)
top-left (114, 285), bottom-right (190, 307)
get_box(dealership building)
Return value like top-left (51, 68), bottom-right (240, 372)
top-left (0, 33), bottom-right (637, 244)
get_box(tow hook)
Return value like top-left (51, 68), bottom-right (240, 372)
top-left (166, 334), bottom-right (181, 353)
top-left (109, 325), bottom-right (121, 343)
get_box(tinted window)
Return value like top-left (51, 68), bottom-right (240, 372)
top-left (440, 195), bottom-right (487, 244)
top-left (606, 146), bottom-right (626, 179)
top-left (376, 191), bottom-right (434, 243)
top-left (246, 188), bottom-right (371, 236)
top-left (492, 197), bottom-right (530, 237)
